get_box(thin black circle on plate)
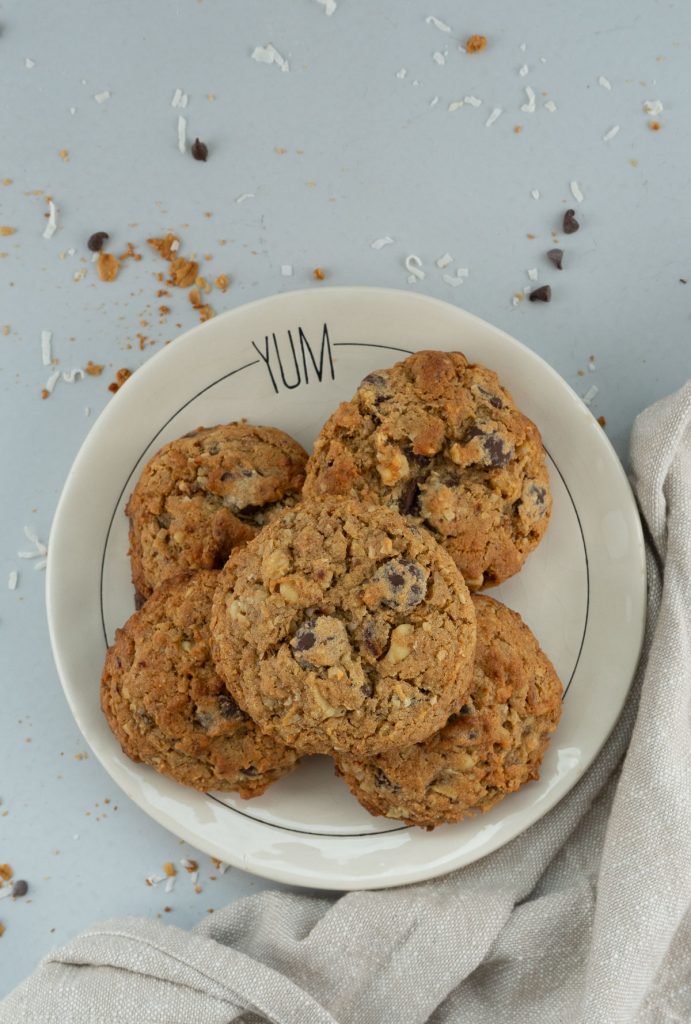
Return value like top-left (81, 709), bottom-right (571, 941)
top-left (206, 793), bottom-right (410, 838)
top-left (99, 342), bottom-right (589, 839)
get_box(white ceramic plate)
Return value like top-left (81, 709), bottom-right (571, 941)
top-left (47, 287), bottom-right (646, 891)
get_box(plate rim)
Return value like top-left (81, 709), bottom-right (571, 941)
top-left (46, 285), bottom-right (646, 890)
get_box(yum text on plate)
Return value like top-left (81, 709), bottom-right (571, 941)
top-left (251, 323), bottom-right (335, 394)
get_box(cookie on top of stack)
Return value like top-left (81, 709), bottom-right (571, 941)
top-left (101, 351), bottom-right (562, 828)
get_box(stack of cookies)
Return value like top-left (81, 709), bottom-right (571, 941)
top-left (101, 351), bottom-right (563, 829)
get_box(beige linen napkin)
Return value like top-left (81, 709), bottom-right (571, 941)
top-left (3, 382), bottom-right (690, 1024)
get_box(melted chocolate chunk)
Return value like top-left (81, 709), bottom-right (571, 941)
top-left (405, 447), bottom-right (432, 468)
top-left (530, 484), bottom-right (546, 505)
top-left (478, 385), bottom-right (504, 409)
top-left (484, 435), bottom-right (511, 467)
top-left (293, 623), bottom-right (317, 651)
top-left (398, 478), bottom-right (420, 516)
top-left (87, 231), bottom-right (109, 252)
top-left (217, 693), bottom-right (246, 720)
top-left (461, 424), bottom-right (487, 444)
top-left (529, 285), bottom-right (552, 303)
top-left (547, 248), bottom-right (564, 270)
top-left (240, 766), bottom-right (259, 777)
top-left (191, 138), bottom-right (209, 162)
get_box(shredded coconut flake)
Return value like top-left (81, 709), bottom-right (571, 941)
top-left (643, 99), bottom-right (663, 116)
top-left (544, 100), bottom-right (557, 112)
top-left (432, 51), bottom-right (446, 65)
top-left (396, 68), bottom-right (407, 80)
top-left (25, 57), bottom-right (35, 69)
top-left (527, 268), bottom-right (538, 281)
top-left (84, 406), bottom-right (91, 417)
top-left (8, 571), bottom-right (18, 591)
top-left (429, 96), bottom-right (439, 107)
top-left (588, 355), bottom-right (596, 372)
top-left (171, 88), bottom-right (183, 108)
top-left (519, 42), bottom-right (527, 52)
top-left (62, 368), bottom-right (85, 383)
top-left (179, 93), bottom-right (188, 109)
top-left (41, 330), bottom-right (53, 366)
top-left (44, 369), bottom-right (61, 393)
top-left (464, 95), bottom-right (482, 107)
top-left (34, 559), bottom-right (47, 572)
top-left (69, 107), bottom-right (77, 115)
top-left (603, 124), bottom-right (620, 142)
top-left (164, 875), bottom-right (176, 894)
top-left (570, 180), bottom-right (584, 203)
top-left (18, 551), bottom-right (41, 560)
top-left (425, 15), bottom-right (451, 32)
top-left (442, 274), bottom-right (464, 287)
top-left (251, 44), bottom-right (289, 72)
top-left (281, 264), bottom-right (293, 276)
top-left (371, 237), bottom-right (394, 250)
top-left (521, 86), bottom-right (536, 113)
top-left (177, 115), bottom-right (187, 153)
top-left (436, 253), bottom-right (453, 268)
top-left (485, 107), bottom-right (502, 127)
top-left (448, 100), bottom-right (464, 112)
top-left (94, 90), bottom-right (111, 103)
top-left (43, 200), bottom-right (58, 240)
top-left (235, 193), bottom-right (255, 204)
top-left (24, 526), bottom-right (47, 555)
top-left (582, 385), bottom-right (599, 406)
top-left (315, 0), bottom-right (337, 13)
top-left (598, 76), bottom-right (612, 90)
top-left (530, 189), bottom-right (540, 200)
top-left (404, 254), bottom-right (425, 283)
top-left (519, 64), bottom-right (529, 77)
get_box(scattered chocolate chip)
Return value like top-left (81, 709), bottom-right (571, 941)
top-left (373, 767), bottom-right (400, 792)
top-left (530, 484), bottom-right (547, 505)
top-left (87, 231), bottom-right (109, 252)
top-left (459, 704), bottom-right (471, 715)
top-left (478, 386), bottom-right (504, 409)
top-left (361, 678), bottom-right (375, 697)
top-left (11, 880), bottom-right (28, 898)
top-left (483, 434), bottom-right (511, 467)
top-left (461, 424), bottom-right (486, 444)
top-left (239, 766), bottom-right (259, 777)
top-left (563, 209), bottom-right (579, 234)
top-left (529, 285), bottom-right (552, 303)
top-left (362, 618), bottom-right (389, 659)
top-left (191, 138), bottom-right (209, 162)
top-left (405, 448), bottom-right (432, 468)
top-left (680, 278), bottom-right (687, 285)
top-left (134, 591), bottom-right (146, 611)
top-left (372, 557), bottom-right (429, 610)
top-left (217, 693), bottom-right (246, 721)
top-left (293, 623), bottom-right (316, 651)
top-left (397, 478), bottom-right (420, 516)
top-left (361, 373), bottom-right (387, 389)
top-left (547, 248), bottom-right (564, 270)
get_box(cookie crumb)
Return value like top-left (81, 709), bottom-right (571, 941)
top-left (85, 360), bottom-right (104, 376)
top-left (58, 149), bottom-right (69, 162)
top-left (513, 125), bottom-right (523, 134)
top-left (148, 235), bottom-right (180, 262)
top-left (163, 862), bottom-right (177, 878)
top-left (0, 226), bottom-right (16, 237)
top-left (97, 252), bottom-right (119, 282)
top-left (0, 922), bottom-right (5, 937)
top-left (465, 34), bottom-right (487, 53)
top-left (313, 267), bottom-right (326, 280)
top-left (597, 415), bottom-right (607, 428)
top-left (648, 120), bottom-right (662, 131)
top-left (214, 274), bottom-right (229, 292)
top-left (0, 865), bottom-right (12, 881)
top-left (169, 257), bottom-right (199, 288)
top-left (108, 367), bottom-right (132, 393)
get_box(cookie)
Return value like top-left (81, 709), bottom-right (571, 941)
top-left (101, 570), bottom-right (300, 795)
top-left (126, 422), bottom-right (307, 602)
top-left (334, 594), bottom-right (562, 828)
top-left (210, 497), bottom-right (477, 756)
top-left (303, 350), bottom-right (551, 589)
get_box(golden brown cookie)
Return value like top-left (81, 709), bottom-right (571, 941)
top-left (303, 350), bottom-right (551, 590)
top-left (334, 594), bottom-right (562, 828)
top-left (126, 422), bottom-right (307, 603)
top-left (101, 570), bottom-right (300, 795)
top-left (210, 497), bottom-right (477, 757)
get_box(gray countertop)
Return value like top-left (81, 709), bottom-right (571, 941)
top-left (1, 0), bottom-right (690, 997)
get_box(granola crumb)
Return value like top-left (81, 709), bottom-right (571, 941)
top-left (119, 242), bottom-right (141, 262)
top-left (313, 267), bottom-right (326, 280)
top-left (169, 257), bottom-right (199, 288)
top-left (513, 125), bottom-right (523, 134)
top-left (97, 252), bottom-right (119, 282)
top-left (195, 276), bottom-right (212, 294)
top-left (58, 149), bottom-right (69, 162)
top-left (526, 233), bottom-right (536, 239)
top-left (0, 226), bottom-right (16, 236)
top-left (147, 234), bottom-right (180, 262)
top-left (465, 34), bottom-right (487, 53)
top-left (163, 906), bottom-right (172, 913)
top-left (0, 865), bottom-right (13, 882)
top-left (41, 388), bottom-right (49, 400)
top-left (159, 305), bottom-right (171, 316)
top-left (85, 360), bottom-right (104, 376)
top-left (108, 367), bottom-right (132, 393)
top-left (214, 274), bottom-right (229, 292)
top-left (163, 862), bottom-right (177, 878)
top-left (648, 120), bottom-right (661, 131)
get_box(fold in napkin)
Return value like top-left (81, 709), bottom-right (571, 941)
top-left (3, 382), bottom-right (690, 1024)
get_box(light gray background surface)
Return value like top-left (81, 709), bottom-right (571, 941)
top-left (1, 0), bottom-right (690, 997)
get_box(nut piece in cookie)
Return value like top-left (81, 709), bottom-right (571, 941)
top-left (303, 350), bottom-right (552, 590)
top-left (126, 422), bottom-right (307, 602)
top-left (100, 570), bottom-right (299, 796)
top-left (210, 497), bottom-right (477, 757)
top-left (335, 594), bottom-right (562, 828)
